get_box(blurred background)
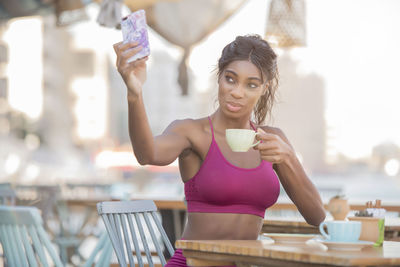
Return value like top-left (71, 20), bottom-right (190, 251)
top-left (1, 0), bottom-right (400, 204)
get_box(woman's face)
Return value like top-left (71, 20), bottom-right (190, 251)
top-left (218, 60), bottom-right (266, 119)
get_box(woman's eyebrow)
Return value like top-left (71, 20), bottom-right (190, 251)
top-left (225, 70), bottom-right (238, 76)
top-left (248, 77), bottom-right (262, 82)
top-left (225, 70), bottom-right (262, 82)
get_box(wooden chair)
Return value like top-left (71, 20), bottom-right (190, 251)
top-left (0, 205), bottom-right (63, 267)
top-left (97, 200), bottom-right (175, 267)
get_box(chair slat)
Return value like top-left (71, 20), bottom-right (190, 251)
top-left (97, 200), bottom-right (175, 267)
top-left (151, 211), bottom-right (174, 256)
top-left (114, 214), bottom-right (128, 265)
top-left (127, 214), bottom-right (144, 267)
top-left (134, 213), bottom-right (154, 267)
top-left (28, 225), bottom-right (50, 267)
top-left (37, 224), bottom-right (64, 267)
top-left (103, 214), bottom-right (126, 266)
top-left (109, 213), bottom-right (124, 256)
top-left (0, 224), bottom-right (16, 267)
top-left (96, 234), bottom-right (113, 267)
top-left (121, 213), bottom-right (136, 266)
top-left (20, 225), bottom-right (38, 267)
top-left (6, 224), bottom-right (23, 267)
top-left (83, 231), bottom-right (108, 267)
top-left (12, 225), bottom-right (29, 267)
top-left (143, 212), bottom-right (166, 266)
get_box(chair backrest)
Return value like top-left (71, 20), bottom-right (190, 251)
top-left (97, 200), bottom-right (175, 267)
top-left (0, 205), bottom-right (63, 267)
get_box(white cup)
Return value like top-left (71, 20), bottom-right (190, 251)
top-left (225, 129), bottom-right (260, 152)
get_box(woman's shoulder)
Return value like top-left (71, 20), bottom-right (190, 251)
top-left (168, 117), bottom-right (210, 134)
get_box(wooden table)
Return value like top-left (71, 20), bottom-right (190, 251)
top-left (262, 218), bottom-right (318, 234)
top-left (267, 202), bottom-right (400, 213)
top-left (176, 240), bottom-right (400, 267)
top-left (262, 217), bottom-right (400, 241)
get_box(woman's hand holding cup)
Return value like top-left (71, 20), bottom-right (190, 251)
top-left (253, 128), bottom-right (294, 164)
top-left (113, 41), bottom-right (149, 100)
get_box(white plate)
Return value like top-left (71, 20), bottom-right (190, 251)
top-left (262, 233), bottom-right (317, 244)
top-left (315, 239), bottom-right (375, 251)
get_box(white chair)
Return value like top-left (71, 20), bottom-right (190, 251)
top-left (0, 205), bottom-right (63, 267)
top-left (97, 200), bottom-right (175, 267)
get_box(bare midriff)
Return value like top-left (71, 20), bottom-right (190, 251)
top-left (181, 212), bottom-right (263, 240)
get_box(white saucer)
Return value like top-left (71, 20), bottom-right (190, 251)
top-left (263, 233), bottom-right (317, 244)
top-left (315, 238), bottom-right (374, 251)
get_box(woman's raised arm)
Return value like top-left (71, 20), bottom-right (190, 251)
top-left (114, 41), bottom-right (191, 165)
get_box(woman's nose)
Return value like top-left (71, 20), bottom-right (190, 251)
top-left (231, 85), bottom-right (244, 98)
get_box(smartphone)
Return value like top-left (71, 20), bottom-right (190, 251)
top-left (121, 9), bottom-right (150, 63)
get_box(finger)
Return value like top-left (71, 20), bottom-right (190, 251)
top-left (259, 147), bottom-right (279, 154)
top-left (121, 45), bottom-right (142, 58)
top-left (260, 150), bottom-right (279, 157)
top-left (258, 145), bottom-right (280, 154)
top-left (113, 42), bottom-right (123, 53)
top-left (120, 46), bottom-right (143, 64)
top-left (134, 55), bottom-right (149, 64)
top-left (118, 41), bottom-right (140, 53)
top-left (257, 142), bottom-right (279, 151)
top-left (256, 131), bottom-right (278, 142)
top-left (261, 155), bottom-right (281, 163)
top-left (138, 56), bottom-right (149, 62)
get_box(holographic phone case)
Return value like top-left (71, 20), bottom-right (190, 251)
top-left (121, 9), bottom-right (150, 63)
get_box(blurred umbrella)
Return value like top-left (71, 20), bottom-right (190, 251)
top-left (265, 0), bottom-right (306, 47)
top-left (96, 0), bottom-right (180, 30)
top-left (0, 0), bottom-right (91, 25)
top-left (143, 0), bottom-right (246, 95)
top-left (96, 0), bottom-right (123, 28)
top-left (54, 0), bottom-right (90, 26)
top-left (0, 0), bottom-right (53, 20)
top-left (98, 0), bottom-right (246, 95)
top-left (98, 0), bottom-right (242, 95)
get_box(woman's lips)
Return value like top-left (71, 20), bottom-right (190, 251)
top-left (226, 102), bottom-right (242, 112)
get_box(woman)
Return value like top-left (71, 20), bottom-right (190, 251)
top-left (113, 35), bottom-right (326, 266)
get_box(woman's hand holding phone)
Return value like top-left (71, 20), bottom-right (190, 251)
top-left (114, 9), bottom-right (150, 100)
top-left (113, 41), bottom-right (148, 99)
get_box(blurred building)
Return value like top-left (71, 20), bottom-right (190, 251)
top-left (272, 51), bottom-right (326, 174)
top-left (371, 142), bottom-right (400, 176)
top-left (108, 48), bottom-right (215, 140)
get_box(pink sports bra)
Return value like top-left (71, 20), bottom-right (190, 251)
top-left (184, 117), bottom-right (280, 218)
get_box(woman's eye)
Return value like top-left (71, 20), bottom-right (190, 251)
top-left (225, 76), bottom-right (234, 83)
top-left (248, 83), bottom-right (258, 89)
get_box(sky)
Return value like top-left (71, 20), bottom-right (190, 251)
top-left (4, 0), bottom-right (400, 160)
